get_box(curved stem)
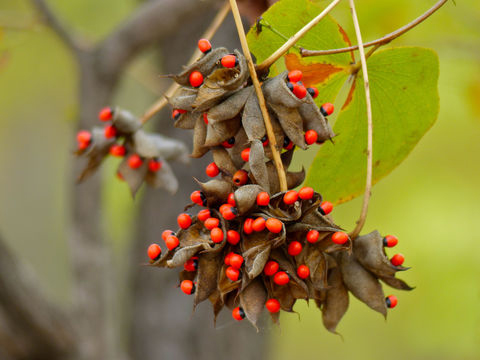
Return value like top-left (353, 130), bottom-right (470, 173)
top-left (348, 0), bottom-right (372, 240)
top-left (301, 0), bottom-right (448, 57)
top-left (256, 0), bottom-right (342, 72)
top-left (140, 1), bottom-right (230, 124)
top-left (228, 0), bottom-right (288, 191)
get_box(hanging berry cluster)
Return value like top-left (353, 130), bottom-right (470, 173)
top-left (75, 107), bottom-right (189, 195)
top-left (148, 40), bottom-right (412, 331)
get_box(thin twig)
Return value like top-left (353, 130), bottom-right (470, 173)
top-left (228, 0), bottom-right (288, 191)
top-left (140, 1), bottom-right (230, 124)
top-left (301, 0), bottom-right (448, 57)
top-left (256, 0), bottom-right (342, 72)
top-left (348, 0), bottom-right (372, 240)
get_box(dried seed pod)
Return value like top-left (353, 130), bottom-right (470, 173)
top-left (112, 108), bottom-right (142, 134)
top-left (207, 87), bottom-right (253, 124)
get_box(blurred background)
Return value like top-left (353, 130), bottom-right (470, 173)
top-left (0, 0), bottom-right (479, 359)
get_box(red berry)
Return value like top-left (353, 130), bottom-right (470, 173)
top-left (243, 218), bottom-right (254, 235)
top-left (273, 271), bottom-right (290, 286)
top-left (283, 137), bottom-right (294, 150)
top-left (305, 130), bottom-right (318, 145)
top-left (99, 106), bottom-right (114, 121)
top-left (221, 204), bottom-right (237, 220)
top-left (256, 192), bottom-right (270, 206)
top-left (383, 235), bottom-right (398, 248)
top-left (78, 140), bottom-right (90, 150)
top-left (227, 230), bottom-right (240, 245)
top-left (172, 109), bottom-right (186, 120)
top-left (386, 295), bottom-right (398, 308)
top-left (221, 54), bottom-right (238, 68)
top-left (128, 154), bottom-right (143, 169)
top-left (306, 230), bottom-right (320, 244)
top-left (288, 241), bottom-right (303, 256)
top-left (283, 190), bottom-right (298, 205)
top-left (297, 265), bottom-right (310, 279)
top-left (77, 130), bottom-right (91, 145)
top-left (104, 125), bottom-right (116, 139)
top-left (180, 280), bottom-right (195, 295)
top-left (252, 217), bottom-right (266, 232)
top-left (221, 137), bottom-right (235, 148)
top-left (390, 253), bottom-right (405, 266)
top-left (109, 144), bottom-right (126, 157)
top-left (224, 251), bottom-right (235, 266)
top-left (198, 38), bottom-right (212, 54)
top-left (227, 192), bottom-right (236, 206)
top-left (321, 102), bottom-right (334, 116)
top-left (233, 170), bottom-right (248, 186)
top-left (265, 299), bottom-right (281, 313)
top-left (319, 201), bottom-right (333, 215)
top-left (293, 84), bottom-right (307, 99)
top-left (190, 190), bottom-right (206, 206)
top-left (307, 87), bottom-right (319, 98)
top-left (206, 162), bottom-right (220, 177)
top-left (147, 243), bottom-right (161, 261)
top-left (204, 217), bottom-right (220, 230)
top-left (165, 235), bottom-right (179, 250)
top-left (332, 231), bottom-right (349, 245)
top-left (197, 209), bottom-right (211, 222)
top-left (298, 187), bottom-right (314, 200)
top-left (226, 266), bottom-right (240, 281)
top-left (241, 148), bottom-right (251, 162)
top-left (266, 218), bottom-right (283, 234)
top-left (261, 135), bottom-right (269, 147)
top-left (287, 70), bottom-right (302, 82)
top-left (232, 306), bottom-right (245, 321)
top-left (264, 261), bottom-right (279, 276)
top-left (219, 204), bottom-right (230, 213)
top-left (162, 230), bottom-right (175, 241)
top-left (148, 159), bottom-right (162, 172)
top-left (229, 254), bottom-right (244, 269)
top-left (210, 227), bottom-right (224, 243)
top-left (177, 213), bottom-right (192, 229)
top-left (189, 71), bottom-right (203, 88)
top-left (184, 257), bottom-right (198, 272)
top-left (203, 112), bottom-right (209, 124)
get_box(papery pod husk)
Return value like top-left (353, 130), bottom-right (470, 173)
top-left (262, 191), bottom-right (302, 222)
top-left (218, 262), bottom-right (241, 302)
top-left (145, 160), bottom-right (179, 194)
top-left (191, 115), bottom-right (208, 158)
top-left (298, 208), bottom-right (340, 232)
top-left (263, 114), bottom-right (285, 160)
top-left (174, 111), bottom-right (199, 130)
top-left (197, 179), bottom-right (233, 206)
top-left (194, 252), bottom-right (222, 306)
top-left (301, 246), bottom-right (328, 292)
top-left (112, 108), bottom-right (142, 134)
top-left (117, 152), bottom-right (149, 197)
top-left (338, 251), bottom-right (387, 317)
top-left (248, 140), bottom-right (270, 193)
top-left (179, 269), bottom-right (196, 283)
top-left (208, 290), bottom-right (224, 326)
top-left (204, 116), bottom-right (241, 147)
top-left (133, 130), bottom-right (189, 163)
top-left (240, 277), bottom-right (267, 329)
top-left (207, 86), bottom-right (252, 124)
top-left (212, 147), bottom-right (237, 175)
top-left (234, 184), bottom-right (264, 215)
top-left (168, 87), bottom-right (198, 111)
top-left (298, 96), bottom-right (335, 142)
top-left (270, 249), bottom-right (309, 296)
top-left (242, 90), bottom-right (266, 141)
top-left (77, 127), bottom-right (116, 182)
top-left (379, 275), bottom-right (414, 290)
top-left (229, 127), bottom-right (249, 169)
top-left (268, 102), bottom-right (307, 149)
top-left (241, 232), bottom-right (272, 280)
top-left (262, 71), bottom-right (306, 108)
top-left (321, 266), bottom-right (349, 334)
top-left (173, 47), bottom-right (229, 86)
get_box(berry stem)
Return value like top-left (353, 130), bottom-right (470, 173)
top-left (228, 0), bottom-right (288, 191)
top-left (255, 0), bottom-right (342, 72)
top-left (300, 0), bottom-right (448, 57)
top-left (348, 0), bottom-right (372, 241)
top-left (140, 1), bottom-right (231, 124)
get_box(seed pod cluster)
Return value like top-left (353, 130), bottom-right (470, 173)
top-left (75, 107), bottom-right (189, 195)
top-left (148, 42), bottom-right (412, 331)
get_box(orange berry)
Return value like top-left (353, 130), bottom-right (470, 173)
top-left (172, 109), bottom-right (186, 120)
top-left (266, 218), bottom-right (283, 234)
top-left (203, 112), bottom-right (209, 124)
top-left (252, 217), bottom-right (266, 232)
top-left (229, 254), bottom-right (244, 269)
top-left (221, 54), bottom-right (238, 68)
top-left (128, 154), bottom-right (143, 169)
top-left (386, 295), bottom-right (398, 308)
top-left (307, 87), bottom-right (319, 98)
top-left (332, 231), bottom-right (349, 245)
top-left (224, 251), bottom-right (235, 266)
top-left (321, 103), bottom-right (334, 116)
top-left (319, 201), bottom-right (333, 215)
top-left (283, 136), bottom-right (294, 150)
top-left (221, 137), bottom-right (235, 148)
top-left (197, 38), bottom-right (212, 53)
top-left (297, 265), bottom-right (310, 279)
top-left (221, 204), bottom-right (238, 220)
top-left (265, 299), bottom-right (281, 313)
top-left (241, 148), bottom-right (251, 162)
top-left (104, 124), bottom-right (117, 138)
top-left (165, 235), bottom-right (179, 250)
top-left (189, 71), bottom-right (203, 88)
top-left (288, 241), bottom-right (302, 256)
top-left (256, 191), bottom-right (270, 206)
top-left (147, 243), bottom-right (161, 261)
top-left (77, 130), bottom-right (91, 145)
top-left (162, 230), bottom-right (175, 241)
top-left (197, 209), bottom-right (211, 222)
top-left (304, 130), bottom-right (318, 145)
top-left (233, 170), bottom-right (248, 186)
top-left (226, 266), bottom-right (240, 281)
top-left (148, 159), bottom-right (162, 172)
top-left (283, 190), bottom-right (298, 205)
top-left (243, 218), bottom-right (254, 235)
top-left (206, 162), bottom-right (220, 177)
top-left (109, 144), bottom-right (125, 157)
top-left (190, 190), bottom-right (206, 206)
top-left (273, 271), bottom-right (290, 286)
top-left (227, 192), bottom-right (236, 206)
top-left (204, 217), bottom-right (220, 230)
top-left (184, 257), bottom-right (198, 272)
top-left (210, 227), bottom-right (224, 243)
top-left (232, 306), bottom-right (245, 321)
top-left (99, 106), bottom-right (114, 121)
top-left (293, 84), bottom-right (307, 99)
top-left (390, 253), bottom-right (405, 266)
top-left (264, 261), bottom-right (279, 276)
top-left (227, 230), bottom-right (240, 245)
top-left (306, 230), bottom-right (320, 244)
top-left (298, 187), bottom-right (314, 200)
top-left (383, 235), bottom-right (398, 247)
top-left (177, 213), bottom-right (192, 229)
top-left (180, 280), bottom-right (195, 295)
top-left (287, 70), bottom-right (302, 82)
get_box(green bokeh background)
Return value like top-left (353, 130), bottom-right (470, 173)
top-left (0, 0), bottom-right (479, 359)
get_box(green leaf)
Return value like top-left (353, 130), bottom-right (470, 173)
top-left (305, 47), bottom-right (439, 204)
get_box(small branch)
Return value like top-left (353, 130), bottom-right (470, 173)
top-left (301, 0), bottom-right (448, 57)
top-left (256, 0), bottom-right (342, 72)
top-left (30, 0), bottom-right (78, 52)
top-left (140, 1), bottom-right (230, 124)
top-left (229, 0), bottom-right (288, 191)
top-left (348, 0), bottom-right (372, 240)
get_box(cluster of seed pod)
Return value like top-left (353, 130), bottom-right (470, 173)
top-left (147, 40), bottom-right (412, 330)
top-left (75, 107), bottom-right (189, 195)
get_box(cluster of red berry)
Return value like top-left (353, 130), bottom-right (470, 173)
top-left (146, 40), bottom-right (411, 330)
